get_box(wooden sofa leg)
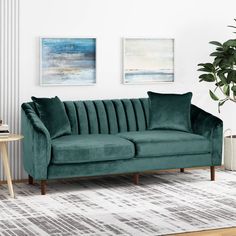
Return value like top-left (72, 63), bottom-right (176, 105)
top-left (180, 168), bottom-right (184, 173)
top-left (28, 175), bottom-right (34, 185)
top-left (133, 174), bottom-right (139, 185)
top-left (41, 180), bottom-right (46, 195)
top-left (210, 166), bottom-right (215, 181)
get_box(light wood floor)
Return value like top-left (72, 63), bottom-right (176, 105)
top-left (170, 227), bottom-right (236, 236)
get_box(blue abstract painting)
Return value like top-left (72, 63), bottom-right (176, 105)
top-left (40, 38), bottom-right (96, 85)
top-left (123, 38), bottom-right (174, 84)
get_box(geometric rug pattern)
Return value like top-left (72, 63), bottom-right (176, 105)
top-left (0, 169), bottom-right (236, 235)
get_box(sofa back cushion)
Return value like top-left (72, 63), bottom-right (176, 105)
top-left (23, 98), bottom-right (201, 135)
top-left (147, 91), bottom-right (192, 132)
top-left (31, 96), bottom-right (71, 138)
top-left (63, 99), bottom-right (149, 135)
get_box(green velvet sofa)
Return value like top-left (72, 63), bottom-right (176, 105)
top-left (21, 98), bottom-right (223, 195)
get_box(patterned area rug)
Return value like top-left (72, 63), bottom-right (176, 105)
top-left (0, 169), bottom-right (236, 235)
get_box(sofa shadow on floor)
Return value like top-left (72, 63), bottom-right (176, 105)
top-left (10, 168), bottom-right (217, 196)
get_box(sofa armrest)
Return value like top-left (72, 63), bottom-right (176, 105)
top-left (191, 105), bottom-right (223, 166)
top-left (21, 103), bottom-right (51, 180)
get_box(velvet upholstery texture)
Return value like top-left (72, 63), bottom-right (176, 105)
top-left (117, 130), bottom-right (210, 158)
top-left (51, 134), bottom-right (135, 164)
top-left (21, 98), bottom-right (223, 181)
top-left (31, 96), bottom-right (71, 139)
top-left (191, 105), bottom-right (223, 166)
top-left (148, 91), bottom-right (192, 132)
top-left (48, 154), bottom-right (212, 179)
top-left (64, 99), bottom-right (149, 135)
top-left (21, 103), bottom-right (51, 180)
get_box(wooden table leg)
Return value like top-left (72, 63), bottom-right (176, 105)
top-left (0, 142), bottom-right (15, 198)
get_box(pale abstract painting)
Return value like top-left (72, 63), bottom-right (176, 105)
top-left (123, 38), bottom-right (174, 84)
top-left (40, 38), bottom-right (96, 85)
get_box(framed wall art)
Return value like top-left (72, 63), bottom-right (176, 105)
top-left (40, 37), bottom-right (96, 86)
top-left (123, 38), bottom-right (174, 84)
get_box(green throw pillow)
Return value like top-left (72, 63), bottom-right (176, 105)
top-left (147, 91), bottom-right (192, 132)
top-left (31, 96), bottom-right (71, 139)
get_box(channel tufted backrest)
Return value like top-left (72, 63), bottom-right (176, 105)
top-left (64, 98), bottom-right (150, 135)
top-left (22, 98), bottom-right (204, 136)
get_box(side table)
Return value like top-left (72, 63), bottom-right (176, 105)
top-left (0, 134), bottom-right (24, 198)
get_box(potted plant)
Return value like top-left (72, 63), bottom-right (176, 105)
top-left (198, 19), bottom-right (236, 171)
top-left (198, 19), bottom-right (236, 112)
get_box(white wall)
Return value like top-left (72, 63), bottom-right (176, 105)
top-left (20, 0), bottom-right (236, 131)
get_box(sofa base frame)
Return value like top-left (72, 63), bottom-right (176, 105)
top-left (29, 166), bottom-right (216, 195)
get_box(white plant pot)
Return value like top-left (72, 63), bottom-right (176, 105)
top-left (224, 129), bottom-right (236, 171)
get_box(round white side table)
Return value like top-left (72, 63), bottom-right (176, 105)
top-left (0, 134), bottom-right (23, 198)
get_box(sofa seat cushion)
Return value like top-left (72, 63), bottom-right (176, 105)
top-left (117, 130), bottom-right (211, 158)
top-left (51, 134), bottom-right (135, 164)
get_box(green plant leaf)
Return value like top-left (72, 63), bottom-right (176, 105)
top-left (199, 74), bottom-right (215, 82)
top-left (197, 68), bottom-right (213, 72)
top-left (218, 99), bottom-right (228, 113)
top-left (219, 100), bottom-right (228, 106)
top-left (198, 63), bottom-right (216, 75)
top-left (209, 41), bottom-right (222, 47)
top-left (197, 63), bottom-right (215, 71)
top-left (228, 48), bottom-right (235, 54)
top-left (197, 63), bottom-right (206, 66)
top-left (227, 70), bottom-right (236, 82)
top-left (216, 47), bottom-right (224, 52)
top-left (217, 69), bottom-right (231, 76)
top-left (219, 60), bottom-right (231, 69)
top-left (223, 39), bottom-right (236, 47)
top-left (210, 52), bottom-right (224, 57)
top-left (228, 56), bottom-right (235, 65)
top-left (228, 25), bottom-right (236, 29)
top-left (223, 44), bottom-right (230, 51)
top-left (218, 73), bottom-right (228, 85)
top-left (223, 84), bottom-right (230, 96)
top-left (213, 58), bottom-right (222, 67)
top-left (209, 90), bottom-right (219, 101)
top-left (215, 81), bottom-right (224, 87)
top-left (231, 85), bottom-right (236, 92)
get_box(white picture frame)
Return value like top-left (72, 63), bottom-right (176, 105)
top-left (123, 38), bottom-right (174, 84)
top-left (40, 37), bottom-right (97, 86)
